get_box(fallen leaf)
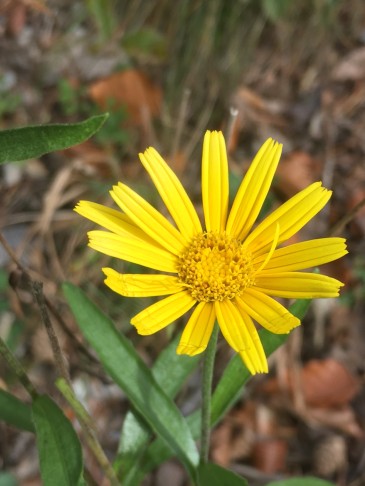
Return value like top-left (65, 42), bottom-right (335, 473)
top-left (89, 69), bottom-right (162, 128)
top-left (8, 3), bottom-right (27, 36)
top-left (276, 150), bottom-right (321, 198)
top-left (263, 358), bottom-right (360, 408)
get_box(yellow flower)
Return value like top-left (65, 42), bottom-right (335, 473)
top-left (75, 131), bottom-right (347, 374)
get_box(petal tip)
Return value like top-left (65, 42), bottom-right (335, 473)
top-left (177, 343), bottom-right (206, 356)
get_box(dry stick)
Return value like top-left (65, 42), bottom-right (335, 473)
top-left (32, 281), bottom-right (72, 386)
top-left (0, 232), bottom-right (71, 387)
top-left (170, 88), bottom-right (191, 163)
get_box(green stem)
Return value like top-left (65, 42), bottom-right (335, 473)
top-left (200, 322), bottom-right (219, 464)
top-left (0, 337), bottom-right (38, 400)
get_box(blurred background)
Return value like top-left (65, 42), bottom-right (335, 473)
top-left (0, 0), bottom-right (365, 484)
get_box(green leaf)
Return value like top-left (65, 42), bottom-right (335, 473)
top-left (32, 395), bottom-right (83, 486)
top-left (266, 478), bottom-right (336, 486)
top-left (0, 114), bottom-right (108, 164)
top-left (0, 473), bottom-right (18, 486)
top-left (129, 299), bottom-right (313, 482)
top-left (198, 463), bottom-right (248, 486)
top-left (63, 283), bottom-right (199, 480)
top-left (116, 331), bottom-right (200, 484)
top-left (0, 388), bottom-right (34, 432)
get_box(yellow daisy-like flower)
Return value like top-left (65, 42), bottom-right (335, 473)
top-left (75, 131), bottom-right (347, 375)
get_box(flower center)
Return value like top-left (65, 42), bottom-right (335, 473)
top-left (177, 232), bottom-right (255, 302)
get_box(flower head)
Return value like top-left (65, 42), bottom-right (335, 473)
top-left (75, 131), bottom-right (347, 374)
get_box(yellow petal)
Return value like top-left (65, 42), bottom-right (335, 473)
top-left (140, 147), bottom-right (202, 239)
top-left (88, 230), bottom-right (177, 273)
top-left (233, 300), bottom-right (268, 373)
top-left (102, 268), bottom-right (184, 297)
top-left (226, 139), bottom-right (282, 239)
top-left (202, 131), bottom-right (229, 232)
top-left (131, 291), bottom-right (196, 335)
top-left (110, 183), bottom-right (186, 255)
top-left (177, 302), bottom-right (215, 356)
top-left (245, 182), bottom-right (331, 256)
top-left (254, 272), bottom-right (344, 298)
top-left (75, 200), bottom-right (154, 242)
top-left (254, 238), bottom-right (348, 272)
top-left (236, 289), bottom-right (300, 334)
top-left (215, 300), bottom-right (268, 374)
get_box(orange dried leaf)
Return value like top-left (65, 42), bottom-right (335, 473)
top-left (89, 69), bottom-right (162, 127)
top-left (264, 358), bottom-right (360, 408)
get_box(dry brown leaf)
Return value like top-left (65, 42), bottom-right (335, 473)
top-left (62, 140), bottom-right (112, 178)
top-left (89, 69), bottom-right (162, 128)
top-left (276, 150), bottom-right (321, 198)
top-left (264, 358), bottom-right (360, 408)
top-left (7, 2), bottom-right (27, 36)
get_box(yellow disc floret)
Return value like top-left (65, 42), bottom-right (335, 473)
top-left (177, 232), bottom-right (255, 302)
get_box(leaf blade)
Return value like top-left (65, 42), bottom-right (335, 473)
top-left (63, 283), bottom-right (199, 479)
top-left (197, 463), bottom-right (248, 486)
top-left (32, 395), bottom-right (83, 486)
top-left (266, 477), bottom-right (336, 486)
top-left (116, 331), bottom-right (200, 483)
top-left (0, 388), bottom-right (34, 432)
top-left (0, 114), bottom-right (108, 163)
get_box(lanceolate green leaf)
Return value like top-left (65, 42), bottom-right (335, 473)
top-left (266, 477), bottom-right (336, 486)
top-left (0, 114), bottom-right (108, 164)
top-left (116, 331), bottom-right (200, 484)
top-left (63, 283), bottom-right (199, 480)
top-left (32, 395), bottom-right (83, 486)
top-left (0, 388), bottom-right (34, 433)
top-left (197, 463), bottom-right (248, 486)
top-left (129, 299), bottom-right (312, 483)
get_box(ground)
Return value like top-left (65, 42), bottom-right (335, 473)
top-left (0, 1), bottom-right (365, 485)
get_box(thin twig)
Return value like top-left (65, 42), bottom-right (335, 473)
top-left (31, 280), bottom-right (71, 386)
top-left (170, 88), bottom-right (191, 164)
top-left (329, 196), bottom-right (365, 236)
top-left (45, 296), bottom-right (100, 366)
top-left (0, 232), bottom-right (71, 387)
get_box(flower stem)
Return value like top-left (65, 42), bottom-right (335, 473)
top-left (200, 322), bottom-right (219, 464)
